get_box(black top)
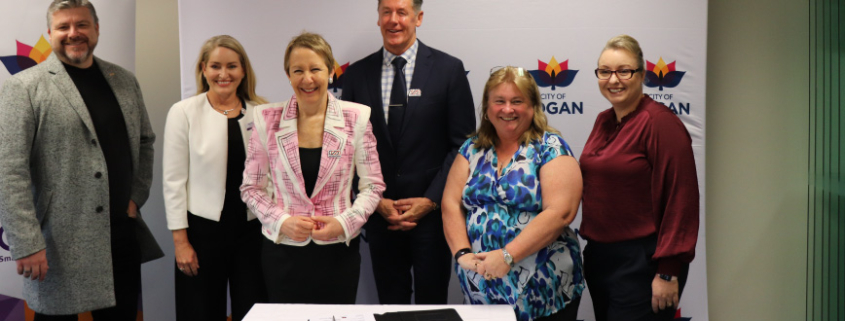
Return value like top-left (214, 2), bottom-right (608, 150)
top-left (64, 62), bottom-right (133, 241)
top-left (222, 104), bottom-right (247, 218)
top-left (299, 147), bottom-right (322, 197)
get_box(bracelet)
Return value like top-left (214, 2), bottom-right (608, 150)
top-left (454, 248), bottom-right (472, 262)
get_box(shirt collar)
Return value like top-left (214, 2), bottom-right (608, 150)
top-left (382, 39), bottom-right (419, 67)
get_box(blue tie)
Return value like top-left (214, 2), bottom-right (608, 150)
top-left (388, 57), bottom-right (407, 144)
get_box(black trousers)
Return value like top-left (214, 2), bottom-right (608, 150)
top-left (175, 213), bottom-right (266, 321)
top-left (262, 237), bottom-right (361, 304)
top-left (583, 235), bottom-right (690, 321)
top-left (534, 296), bottom-right (582, 321)
top-left (34, 221), bottom-right (141, 321)
top-left (366, 213), bottom-right (452, 304)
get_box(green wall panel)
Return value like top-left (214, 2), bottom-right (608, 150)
top-left (809, 0), bottom-right (844, 320)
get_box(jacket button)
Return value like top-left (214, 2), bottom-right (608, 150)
top-left (91, 139), bottom-right (97, 146)
top-left (95, 172), bottom-right (102, 179)
top-left (96, 206), bottom-right (104, 213)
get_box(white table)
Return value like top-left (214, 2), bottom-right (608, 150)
top-left (243, 304), bottom-right (516, 321)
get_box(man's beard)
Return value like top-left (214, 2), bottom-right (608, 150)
top-left (57, 40), bottom-right (96, 65)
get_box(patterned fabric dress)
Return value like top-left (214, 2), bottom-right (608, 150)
top-left (455, 132), bottom-right (584, 321)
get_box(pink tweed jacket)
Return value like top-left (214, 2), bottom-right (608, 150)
top-left (240, 94), bottom-right (385, 246)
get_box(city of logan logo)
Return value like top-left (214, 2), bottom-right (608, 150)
top-left (329, 60), bottom-right (349, 93)
top-left (528, 56), bottom-right (578, 91)
top-left (1, 36), bottom-right (52, 75)
top-left (644, 57), bottom-right (686, 91)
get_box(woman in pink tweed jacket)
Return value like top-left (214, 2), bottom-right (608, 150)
top-left (240, 32), bottom-right (385, 304)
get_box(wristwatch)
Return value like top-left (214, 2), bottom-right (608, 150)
top-left (502, 248), bottom-right (514, 267)
top-left (658, 273), bottom-right (674, 281)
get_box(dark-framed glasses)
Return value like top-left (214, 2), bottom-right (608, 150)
top-left (594, 68), bottom-right (642, 80)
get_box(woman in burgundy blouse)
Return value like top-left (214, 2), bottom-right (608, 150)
top-left (579, 35), bottom-right (699, 321)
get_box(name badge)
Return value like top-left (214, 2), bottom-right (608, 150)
top-left (327, 150), bottom-right (341, 158)
top-left (408, 89), bottom-right (422, 97)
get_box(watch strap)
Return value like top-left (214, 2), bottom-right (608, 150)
top-left (502, 248), bottom-right (514, 267)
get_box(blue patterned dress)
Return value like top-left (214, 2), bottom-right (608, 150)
top-left (455, 132), bottom-right (584, 321)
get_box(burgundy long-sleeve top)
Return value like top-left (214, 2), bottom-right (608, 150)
top-left (580, 95), bottom-right (699, 276)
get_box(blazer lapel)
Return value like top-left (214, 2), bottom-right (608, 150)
top-left (97, 58), bottom-right (140, 161)
top-left (402, 42), bottom-right (432, 138)
top-left (366, 50), bottom-right (393, 147)
top-left (238, 100), bottom-right (256, 151)
top-left (311, 94), bottom-right (348, 197)
top-left (274, 97), bottom-right (309, 200)
top-left (45, 55), bottom-right (97, 136)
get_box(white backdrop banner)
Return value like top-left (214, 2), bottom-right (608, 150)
top-left (0, 0), bottom-right (135, 319)
top-left (178, 1), bottom-right (708, 320)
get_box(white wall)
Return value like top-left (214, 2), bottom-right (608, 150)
top-left (135, 1), bottom-right (810, 320)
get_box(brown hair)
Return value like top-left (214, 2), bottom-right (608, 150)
top-left (473, 66), bottom-right (559, 149)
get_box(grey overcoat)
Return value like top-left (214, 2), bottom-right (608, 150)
top-left (0, 54), bottom-right (163, 314)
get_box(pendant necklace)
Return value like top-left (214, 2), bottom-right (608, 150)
top-left (212, 100), bottom-right (243, 115)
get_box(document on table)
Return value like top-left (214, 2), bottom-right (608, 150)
top-left (308, 315), bottom-right (367, 321)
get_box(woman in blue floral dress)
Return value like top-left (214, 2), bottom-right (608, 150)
top-left (443, 66), bottom-right (584, 321)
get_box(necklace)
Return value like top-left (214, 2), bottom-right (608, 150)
top-left (211, 100), bottom-right (243, 115)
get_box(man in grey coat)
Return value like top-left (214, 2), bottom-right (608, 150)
top-left (0, 0), bottom-right (162, 319)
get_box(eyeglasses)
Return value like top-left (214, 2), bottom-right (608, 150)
top-left (594, 68), bottom-right (642, 80)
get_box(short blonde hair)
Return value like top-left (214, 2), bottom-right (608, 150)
top-left (195, 35), bottom-right (267, 104)
top-left (601, 34), bottom-right (645, 72)
top-left (283, 32), bottom-right (335, 77)
top-left (473, 66), bottom-right (559, 149)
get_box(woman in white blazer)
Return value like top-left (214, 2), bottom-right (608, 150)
top-left (163, 35), bottom-right (267, 321)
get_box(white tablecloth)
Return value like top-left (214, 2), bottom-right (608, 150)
top-left (243, 304), bottom-right (516, 321)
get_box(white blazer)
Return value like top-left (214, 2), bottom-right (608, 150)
top-left (163, 92), bottom-right (265, 230)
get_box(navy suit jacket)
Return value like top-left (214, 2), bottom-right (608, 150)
top-left (342, 41), bottom-right (475, 221)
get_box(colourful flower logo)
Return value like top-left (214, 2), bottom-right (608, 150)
top-left (528, 56), bottom-right (578, 91)
top-left (329, 60), bottom-right (349, 93)
top-left (1, 36), bottom-right (52, 75)
top-left (644, 57), bottom-right (685, 91)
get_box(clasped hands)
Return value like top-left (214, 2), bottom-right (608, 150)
top-left (377, 197), bottom-right (436, 231)
top-left (281, 215), bottom-right (345, 242)
top-left (457, 249), bottom-right (511, 281)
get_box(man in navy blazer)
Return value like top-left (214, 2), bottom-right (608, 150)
top-left (341, 0), bottom-right (475, 304)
